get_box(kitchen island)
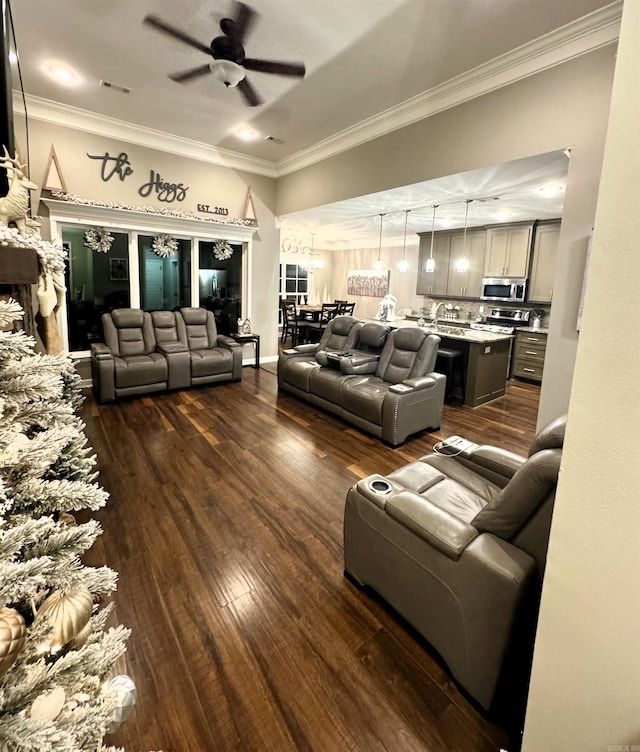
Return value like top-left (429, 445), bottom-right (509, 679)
top-left (366, 318), bottom-right (514, 408)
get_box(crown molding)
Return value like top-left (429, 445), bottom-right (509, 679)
top-left (12, 2), bottom-right (621, 181)
top-left (275, 1), bottom-right (622, 176)
top-left (12, 93), bottom-right (278, 178)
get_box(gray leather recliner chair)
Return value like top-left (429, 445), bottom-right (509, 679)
top-left (177, 307), bottom-right (242, 385)
top-left (344, 414), bottom-right (567, 710)
top-left (91, 308), bottom-right (168, 403)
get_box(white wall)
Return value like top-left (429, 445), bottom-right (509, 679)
top-left (16, 118), bottom-right (281, 359)
top-left (522, 2), bottom-right (640, 749)
top-left (277, 47), bottom-right (616, 426)
top-left (328, 238), bottom-right (422, 321)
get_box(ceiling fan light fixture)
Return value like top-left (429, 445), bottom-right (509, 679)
top-left (211, 59), bottom-right (245, 88)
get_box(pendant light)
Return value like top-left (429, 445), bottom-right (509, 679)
top-left (375, 213), bottom-right (385, 270)
top-left (425, 204), bottom-right (438, 273)
top-left (456, 199), bottom-right (472, 273)
top-left (398, 209), bottom-right (410, 272)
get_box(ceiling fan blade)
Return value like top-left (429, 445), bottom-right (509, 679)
top-left (169, 64), bottom-right (212, 83)
top-left (242, 58), bottom-right (305, 77)
top-left (221, 1), bottom-right (257, 45)
top-left (144, 14), bottom-right (212, 56)
top-left (237, 76), bottom-right (263, 107)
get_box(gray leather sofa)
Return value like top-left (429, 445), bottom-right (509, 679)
top-left (343, 414), bottom-right (567, 710)
top-left (91, 307), bottom-right (241, 403)
top-left (278, 317), bottom-right (446, 445)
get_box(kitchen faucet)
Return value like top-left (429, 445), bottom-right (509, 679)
top-left (431, 301), bottom-right (447, 328)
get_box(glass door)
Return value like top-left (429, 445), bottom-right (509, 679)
top-left (62, 226), bottom-right (131, 351)
top-left (198, 240), bottom-right (242, 335)
top-left (138, 235), bottom-right (192, 311)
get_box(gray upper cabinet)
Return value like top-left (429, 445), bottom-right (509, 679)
top-left (417, 232), bottom-right (451, 295)
top-left (484, 222), bottom-right (534, 277)
top-left (418, 228), bottom-right (486, 298)
top-left (529, 220), bottom-right (561, 303)
top-left (447, 229), bottom-right (486, 298)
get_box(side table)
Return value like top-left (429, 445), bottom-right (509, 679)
top-left (230, 333), bottom-right (260, 369)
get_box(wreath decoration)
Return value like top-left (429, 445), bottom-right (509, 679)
top-left (151, 233), bottom-right (178, 258)
top-left (84, 227), bottom-right (114, 254)
top-left (213, 240), bottom-right (234, 261)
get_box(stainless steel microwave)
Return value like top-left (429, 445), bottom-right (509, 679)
top-left (480, 277), bottom-right (528, 303)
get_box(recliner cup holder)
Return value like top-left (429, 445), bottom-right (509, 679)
top-left (369, 479), bottom-right (392, 495)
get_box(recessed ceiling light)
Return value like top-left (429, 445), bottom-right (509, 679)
top-left (236, 125), bottom-right (258, 141)
top-left (538, 184), bottom-right (565, 197)
top-left (45, 62), bottom-right (79, 86)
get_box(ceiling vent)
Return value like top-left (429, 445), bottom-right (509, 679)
top-left (264, 135), bottom-right (285, 144)
top-left (99, 80), bottom-right (131, 94)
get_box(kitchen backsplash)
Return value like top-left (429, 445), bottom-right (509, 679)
top-left (416, 296), bottom-right (551, 327)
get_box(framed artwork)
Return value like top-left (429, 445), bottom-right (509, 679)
top-left (347, 269), bottom-right (389, 297)
top-left (109, 257), bottom-right (129, 281)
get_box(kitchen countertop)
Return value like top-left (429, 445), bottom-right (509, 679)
top-left (514, 326), bottom-right (550, 334)
top-left (364, 318), bottom-right (514, 344)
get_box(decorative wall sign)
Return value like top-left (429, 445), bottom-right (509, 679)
top-left (197, 203), bottom-right (229, 216)
top-left (87, 151), bottom-right (134, 182)
top-left (347, 269), bottom-right (390, 297)
top-left (86, 152), bottom-right (188, 202)
top-left (138, 170), bottom-right (188, 203)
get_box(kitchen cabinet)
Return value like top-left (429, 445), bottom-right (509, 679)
top-left (438, 334), bottom-right (512, 407)
top-left (511, 330), bottom-right (547, 383)
top-left (529, 220), bottom-right (561, 303)
top-left (417, 232), bottom-right (450, 295)
top-left (484, 222), bottom-right (533, 277)
top-left (417, 229), bottom-right (485, 298)
top-left (446, 230), bottom-right (486, 298)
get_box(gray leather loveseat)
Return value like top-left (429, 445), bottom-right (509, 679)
top-left (91, 307), bottom-right (242, 403)
top-left (278, 316), bottom-right (446, 445)
top-left (344, 414), bottom-right (566, 710)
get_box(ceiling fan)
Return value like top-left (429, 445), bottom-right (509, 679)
top-left (144, 1), bottom-right (306, 107)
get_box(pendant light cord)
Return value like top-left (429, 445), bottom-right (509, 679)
top-left (377, 213), bottom-right (385, 262)
top-left (429, 205), bottom-right (439, 259)
top-left (401, 209), bottom-right (410, 260)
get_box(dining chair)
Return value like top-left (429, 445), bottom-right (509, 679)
top-left (281, 300), bottom-right (306, 346)
top-left (280, 298), bottom-right (297, 343)
top-left (305, 303), bottom-right (340, 342)
top-left (338, 301), bottom-right (356, 315)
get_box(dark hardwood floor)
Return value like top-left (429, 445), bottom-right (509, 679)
top-left (80, 364), bottom-right (540, 752)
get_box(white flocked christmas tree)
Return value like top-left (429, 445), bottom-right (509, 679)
top-left (0, 296), bottom-right (137, 751)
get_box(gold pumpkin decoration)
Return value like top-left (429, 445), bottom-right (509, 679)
top-left (58, 512), bottom-right (77, 527)
top-left (0, 607), bottom-right (27, 677)
top-left (36, 587), bottom-right (93, 649)
top-left (71, 619), bottom-right (93, 649)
